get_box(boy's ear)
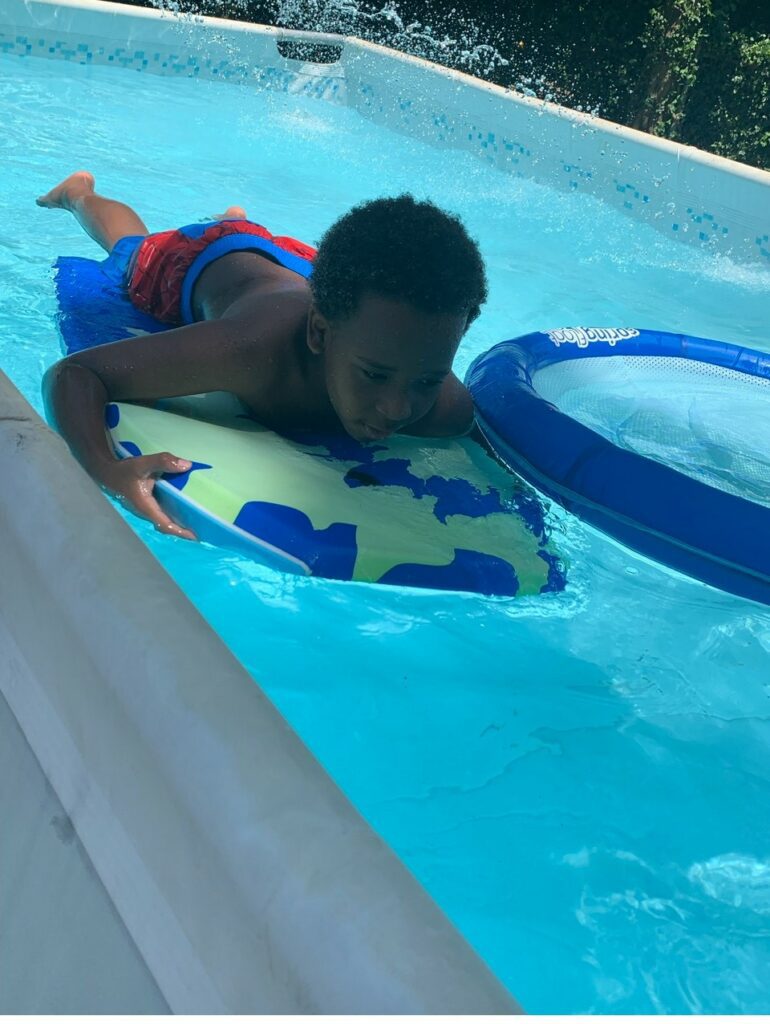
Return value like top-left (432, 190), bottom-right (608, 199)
top-left (307, 305), bottom-right (330, 355)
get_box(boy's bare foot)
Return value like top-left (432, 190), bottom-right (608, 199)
top-left (213, 205), bottom-right (247, 220)
top-left (36, 170), bottom-right (95, 210)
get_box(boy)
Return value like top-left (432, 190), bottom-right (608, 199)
top-left (40, 172), bottom-right (488, 540)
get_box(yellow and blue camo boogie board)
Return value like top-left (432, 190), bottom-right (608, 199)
top-left (107, 394), bottom-right (565, 593)
top-left (53, 243), bottom-right (565, 596)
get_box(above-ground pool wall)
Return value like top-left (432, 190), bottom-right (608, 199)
top-left (4, 0), bottom-right (769, 266)
top-left (340, 41), bottom-right (770, 265)
top-left (1, 0), bottom-right (348, 100)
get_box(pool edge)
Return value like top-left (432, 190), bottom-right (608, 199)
top-left (0, 371), bottom-right (522, 1014)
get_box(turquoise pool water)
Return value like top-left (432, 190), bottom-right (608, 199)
top-left (3, 50), bottom-right (770, 1013)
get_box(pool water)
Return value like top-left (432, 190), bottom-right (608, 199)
top-left (3, 50), bottom-right (770, 1014)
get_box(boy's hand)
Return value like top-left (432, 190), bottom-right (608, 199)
top-left (102, 453), bottom-right (197, 540)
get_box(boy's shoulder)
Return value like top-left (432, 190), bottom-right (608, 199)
top-left (225, 288), bottom-right (330, 427)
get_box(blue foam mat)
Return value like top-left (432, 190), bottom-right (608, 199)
top-left (54, 250), bottom-right (167, 355)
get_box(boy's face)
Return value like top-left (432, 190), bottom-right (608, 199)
top-left (309, 292), bottom-right (467, 442)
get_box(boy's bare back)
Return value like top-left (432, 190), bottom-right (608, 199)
top-left (182, 250), bottom-right (337, 433)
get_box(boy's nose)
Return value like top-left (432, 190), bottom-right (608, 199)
top-left (376, 391), bottom-right (412, 426)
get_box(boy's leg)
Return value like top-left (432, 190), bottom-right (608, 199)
top-left (37, 171), bottom-right (149, 253)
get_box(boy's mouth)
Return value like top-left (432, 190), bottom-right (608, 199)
top-left (361, 422), bottom-right (393, 441)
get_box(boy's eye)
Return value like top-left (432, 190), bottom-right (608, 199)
top-left (419, 379), bottom-right (443, 389)
top-left (362, 369), bottom-right (387, 382)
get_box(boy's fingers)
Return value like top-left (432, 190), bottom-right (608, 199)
top-left (132, 488), bottom-right (197, 541)
top-left (146, 451), bottom-right (192, 476)
top-left (154, 518), bottom-right (197, 541)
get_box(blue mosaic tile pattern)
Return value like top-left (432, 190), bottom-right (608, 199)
top-left (356, 82), bottom-right (539, 179)
top-left (562, 161), bottom-right (593, 191)
top-left (0, 29), bottom-right (232, 77)
top-left (684, 205), bottom-right (731, 240)
top-left (604, 176), bottom-right (749, 250)
top-left (0, 28), bottom-right (345, 101)
top-left (353, 77), bottom-right (768, 260)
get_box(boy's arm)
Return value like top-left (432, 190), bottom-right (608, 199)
top-left (401, 376), bottom-right (509, 468)
top-left (401, 372), bottom-right (475, 438)
top-left (43, 317), bottom-right (254, 535)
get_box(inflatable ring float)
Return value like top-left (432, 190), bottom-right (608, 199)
top-left (466, 327), bottom-right (770, 606)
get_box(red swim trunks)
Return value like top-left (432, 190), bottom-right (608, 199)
top-left (126, 219), bottom-right (317, 326)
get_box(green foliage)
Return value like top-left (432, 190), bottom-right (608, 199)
top-left (683, 19), bottom-right (770, 166)
top-left (631, 0), bottom-right (713, 136)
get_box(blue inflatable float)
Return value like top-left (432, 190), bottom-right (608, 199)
top-left (466, 327), bottom-right (770, 606)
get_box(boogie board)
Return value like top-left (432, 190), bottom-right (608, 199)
top-left (53, 245), bottom-right (566, 597)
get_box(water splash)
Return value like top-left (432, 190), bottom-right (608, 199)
top-left (689, 855), bottom-right (770, 915)
top-left (271, 0), bottom-right (511, 79)
top-left (269, 0), bottom-right (603, 113)
top-left (145, 0), bottom-right (261, 80)
top-left (144, 0), bottom-right (597, 113)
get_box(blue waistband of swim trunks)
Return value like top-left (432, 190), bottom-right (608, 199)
top-left (179, 222), bottom-right (314, 325)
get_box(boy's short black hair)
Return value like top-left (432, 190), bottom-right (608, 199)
top-left (311, 195), bottom-right (488, 328)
